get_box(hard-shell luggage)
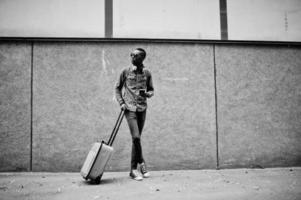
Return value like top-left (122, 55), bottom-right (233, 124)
top-left (80, 110), bottom-right (124, 183)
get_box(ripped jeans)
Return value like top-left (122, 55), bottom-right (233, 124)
top-left (124, 110), bottom-right (146, 170)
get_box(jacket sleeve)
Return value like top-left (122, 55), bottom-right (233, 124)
top-left (146, 70), bottom-right (154, 98)
top-left (114, 69), bottom-right (126, 106)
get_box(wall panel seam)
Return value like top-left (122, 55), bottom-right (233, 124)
top-left (30, 42), bottom-right (34, 171)
top-left (213, 44), bottom-right (220, 169)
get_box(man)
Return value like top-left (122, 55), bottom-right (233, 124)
top-left (115, 48), bottom-right (154, 181)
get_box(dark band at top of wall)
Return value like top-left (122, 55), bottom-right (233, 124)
top-left (105, 0), bottom-right (113, 38)
top-left (1, 37), bottom-right (301, 46)
top-left (220, 0), bottom-right (228, 40)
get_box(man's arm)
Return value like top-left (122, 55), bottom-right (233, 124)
top-left (146, 71), bottom-right (154, 98)
top-left (115, 69), bottom-right (126, 106)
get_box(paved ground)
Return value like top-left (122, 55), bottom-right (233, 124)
top-left (0, 167), bottom-right (300, 200)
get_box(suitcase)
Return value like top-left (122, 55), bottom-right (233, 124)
top-left (80, 110), bottom-right (125, 183)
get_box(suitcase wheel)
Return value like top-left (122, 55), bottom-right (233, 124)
top-left (94, 176), bottom-right (101, 184)
top-left (89, 174), bottom-right (103, 184)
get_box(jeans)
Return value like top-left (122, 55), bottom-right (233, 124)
top-left (125, 110), bottom-right (146, 170)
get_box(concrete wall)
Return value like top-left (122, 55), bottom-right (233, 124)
top-left (32, 43), bottom-right (216, 171)
top-left (0, 43), bottom-right (31, 171)
top-left (216, 45), bottom-right (301, 168)
top-left (0, 41), bottom-right (300, 172)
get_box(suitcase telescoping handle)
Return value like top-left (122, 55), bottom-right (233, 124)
top-left (107, 110), bottom-right (125, 146)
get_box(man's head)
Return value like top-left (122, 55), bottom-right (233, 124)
top-left (130, 48), bottom-right (146, 66)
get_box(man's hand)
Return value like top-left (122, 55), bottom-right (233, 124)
top-left (145, 92), bottom-right (153, 98)
top-left (120, 104), bottom-right (126, 110)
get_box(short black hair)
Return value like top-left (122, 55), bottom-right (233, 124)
top-left (136, 48), bottom-right (146, 59)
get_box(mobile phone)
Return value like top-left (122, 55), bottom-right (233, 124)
top-left (139, 89), bottom-right (146, 96)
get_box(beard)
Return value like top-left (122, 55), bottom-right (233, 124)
top-left (132, 59), bottom-right (143, 66)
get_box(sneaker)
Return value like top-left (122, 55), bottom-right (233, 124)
top-left (140, 163), bottom-right (150, 178)
top-left (129, 170), bottom-right (143, 181)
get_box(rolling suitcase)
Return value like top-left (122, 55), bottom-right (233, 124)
top-left (80, 110), bottom-right (125, 183)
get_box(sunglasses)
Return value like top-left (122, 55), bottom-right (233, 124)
top-left (130, 53), bottom-right (142, 58)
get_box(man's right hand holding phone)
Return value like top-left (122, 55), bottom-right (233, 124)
top-left (140, 89), bottom-right (151, 98)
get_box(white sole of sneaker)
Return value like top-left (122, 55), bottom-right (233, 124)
top-left (142, 174), bottom-right (150, 178)
top-left (131, 177), bottom-right (143, 181)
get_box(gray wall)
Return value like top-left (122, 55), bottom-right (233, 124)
top-left (216, 45), bottom-right (301, 168)
top-left (0, 41), bottom-right (300, 172)
top-left (0, 43), bottom-right (31, 171)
